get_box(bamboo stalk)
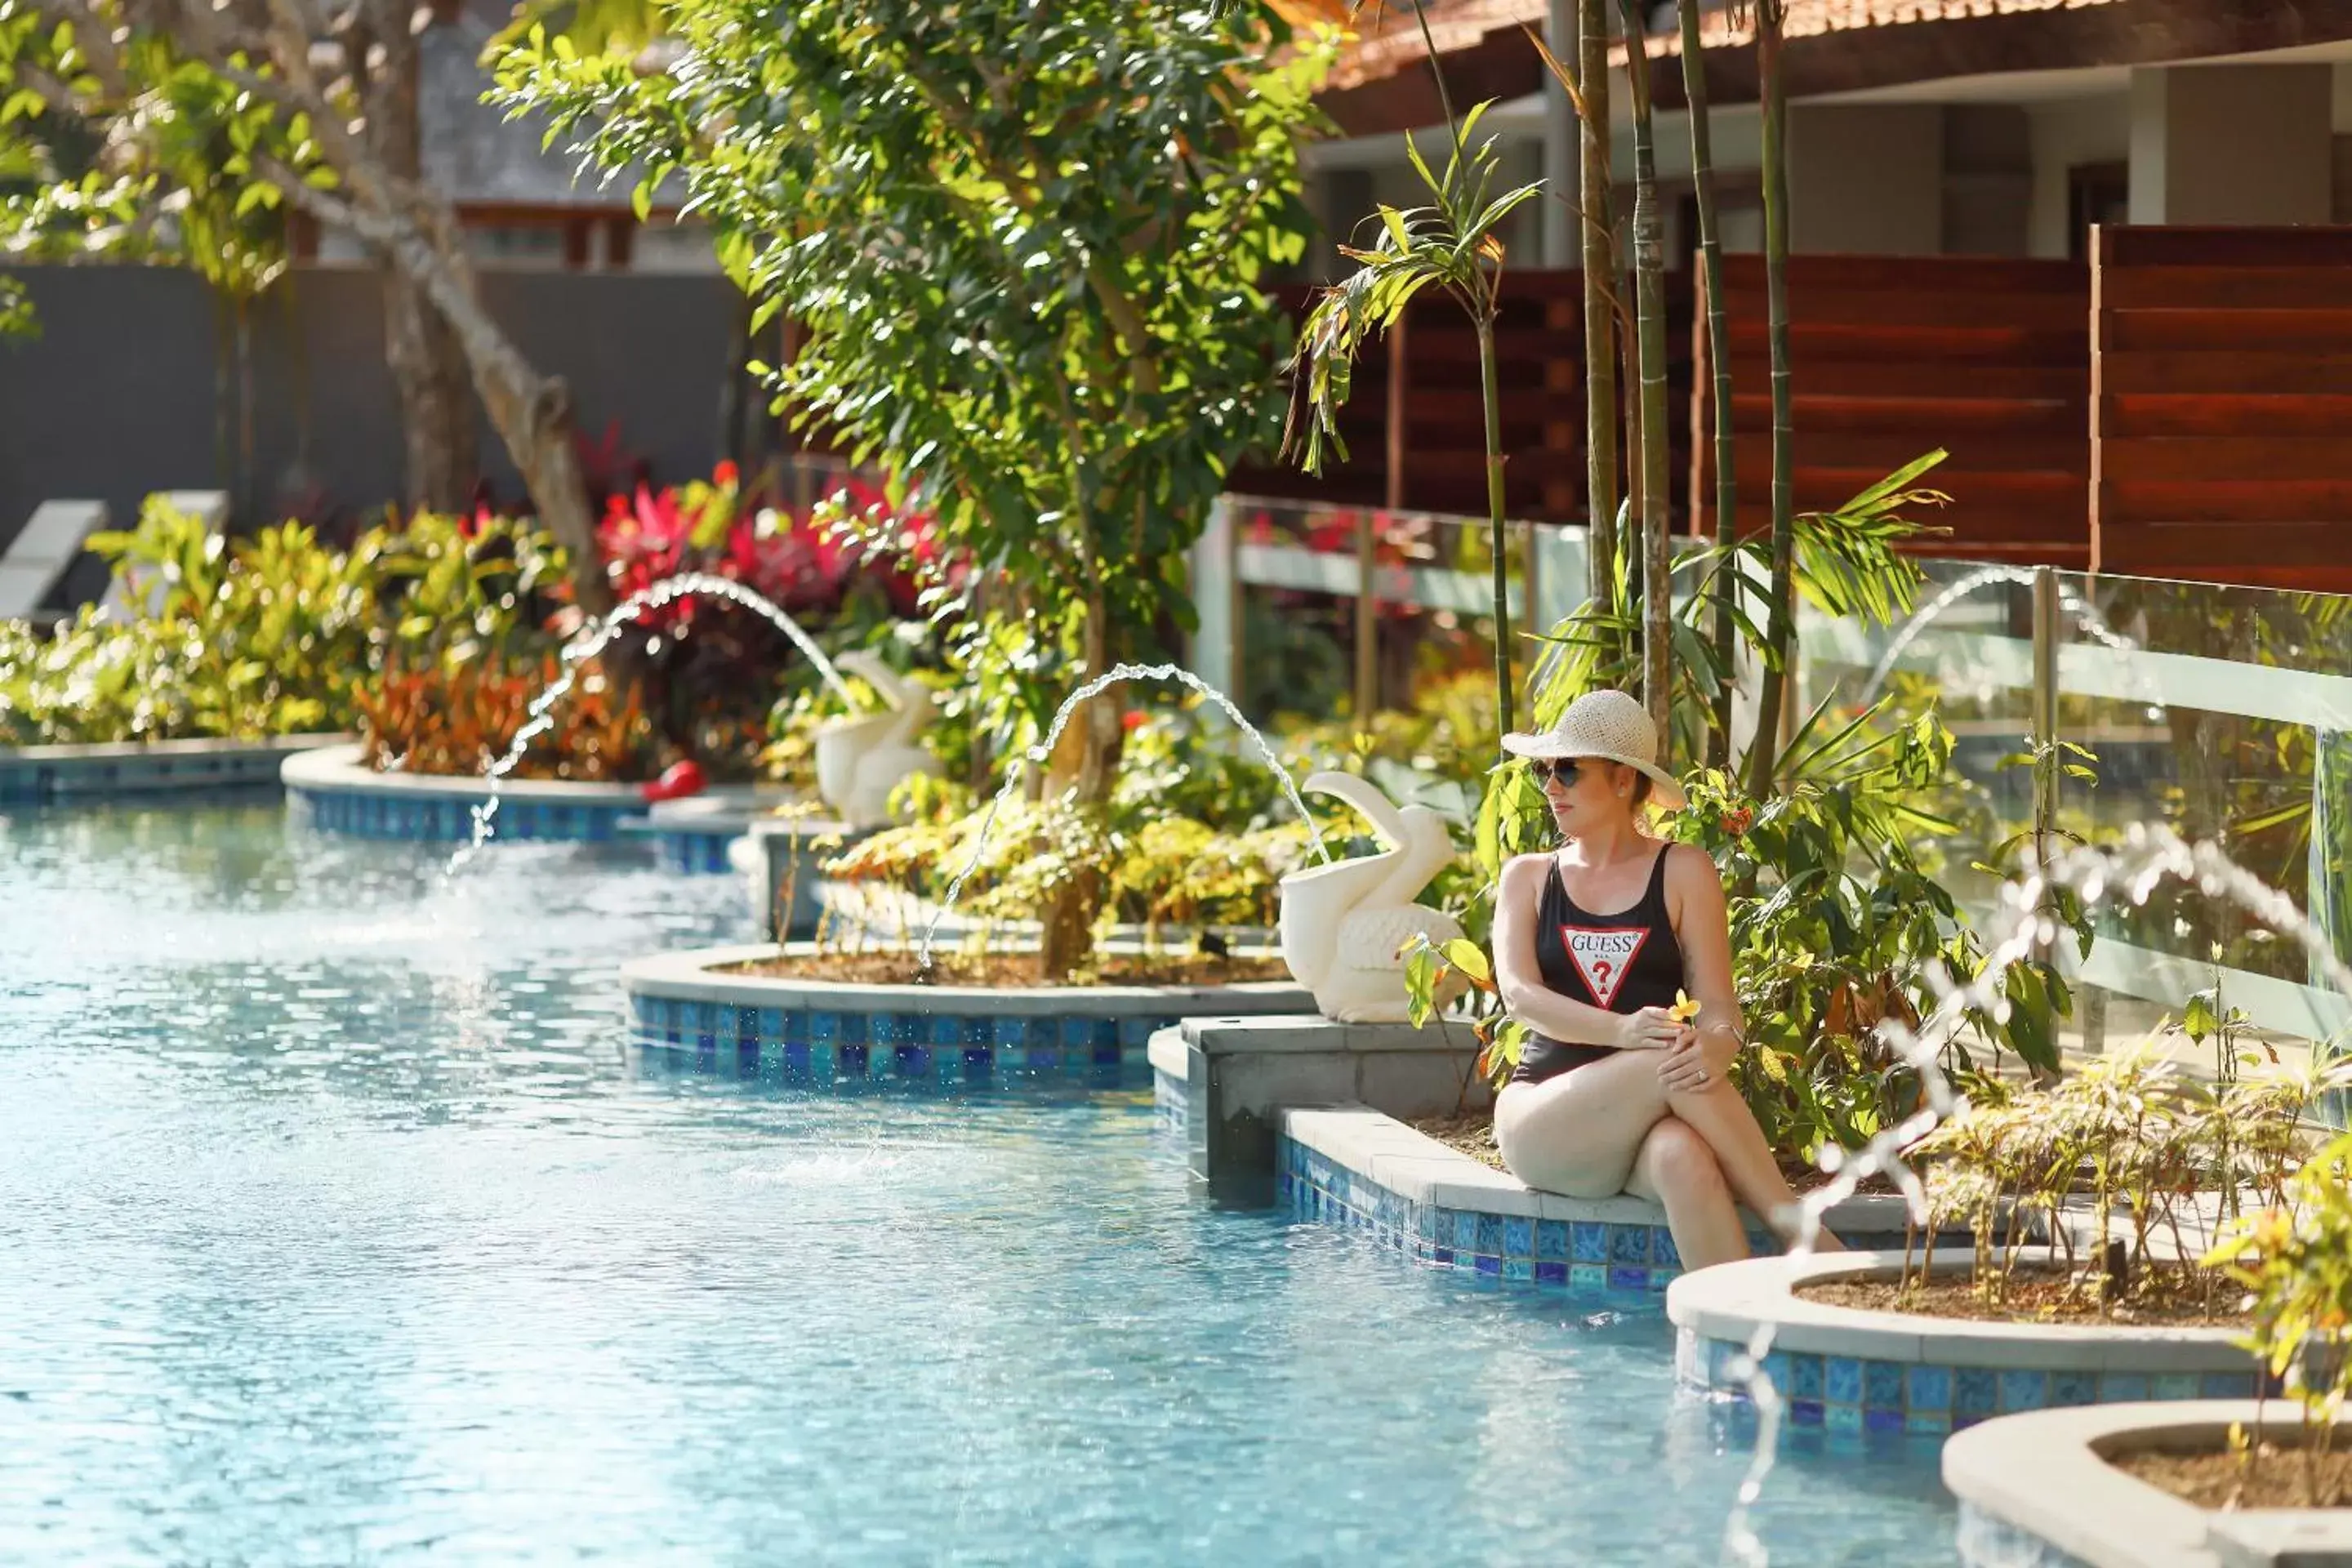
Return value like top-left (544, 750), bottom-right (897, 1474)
top-left (1577, 0), bottom-right (1617, 607)
top-left (1617, 0), bottom-right (1671, 745)
top-left (1744, 0), bottom-right (1795, 798)
top-left (1679, 0), bottom-right (1738, 767)
top-left (1478, 314), bottom-right (1513, 746)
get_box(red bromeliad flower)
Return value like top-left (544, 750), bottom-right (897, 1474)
top-left (588, 462), bottom-right (960, 631)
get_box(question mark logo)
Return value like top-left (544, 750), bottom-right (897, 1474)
top-left (1591, 960), bottom-right (1615, 992)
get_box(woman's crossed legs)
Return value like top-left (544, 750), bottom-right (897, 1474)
top-left (1492, 1051), bottom-right (1840, 1272)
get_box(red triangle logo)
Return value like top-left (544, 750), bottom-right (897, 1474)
top-left (1561, 925), bottom-right (1649, 1009)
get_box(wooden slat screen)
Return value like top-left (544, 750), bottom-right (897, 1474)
top-left (2091, 225), bottom-right (2352, 593)
top-left (1690, 252), bottom-right (2090, 566)
top-left (1233, 269), bottom-right (1693, 527)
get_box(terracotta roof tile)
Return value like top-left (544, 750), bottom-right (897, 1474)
top-left (1658, 0), bottom-right (2125, 54)
top-left (1325, 0), bottom-right (2128, 91)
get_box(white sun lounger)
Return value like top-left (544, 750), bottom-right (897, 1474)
top-left (0, 499), bottom-right (109, 622)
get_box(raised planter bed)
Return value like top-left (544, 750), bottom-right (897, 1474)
top-left (624, 942), bottom-right (1312, 1085)
top-left (1668, 1251), bottom-right (2266, 1437)
top-left (1268, 1103), bottom-right (1946, 1297)
top-left (1, 733), bottom-right (345, 804)
top-left (284, 742), bottom-right (648, 842)
top-left (1150, 1017), bottom-right (1488, 1200)
top-left (1945, 1401), bottom-right (2352, 1568)
top-left (730, 814), bottom-right (880, 939)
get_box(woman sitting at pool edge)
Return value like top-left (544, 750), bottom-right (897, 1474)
top-left (1491, 688), bottom-right (1840, 1272)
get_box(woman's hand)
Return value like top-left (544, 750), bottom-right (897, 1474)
top-left (1658, 1026), bottom-right (1740, 1093)
top-left (1615, 1006), bottom-right (1683, 1052)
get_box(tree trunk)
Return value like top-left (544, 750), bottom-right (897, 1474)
top-left (382, 270), bottom-right (477, 514)
top-left (1744, 0), bottom-right (1795, 798)
top-left (1038, 590), bottom-right (1120, 978)
top-left (1618, 0), bottom-right (1672, 747)
top-left (1680, 0), bottom-right (1739, 768)
top-left (1576, 0), bottom-right (1617, 606)
top-left (298, 188), bottom-right (609, 615)
top-left (359, 0), bottom-right (479, 520)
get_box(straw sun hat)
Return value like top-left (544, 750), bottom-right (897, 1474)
top-left (1501, 689), bottom-right (1686, 812)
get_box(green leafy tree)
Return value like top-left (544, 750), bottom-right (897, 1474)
top-left (498, 0), bottom-right (1328, 973)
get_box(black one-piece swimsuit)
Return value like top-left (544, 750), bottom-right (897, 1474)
top-left (1510, 847), bottom-right (1686, 1087)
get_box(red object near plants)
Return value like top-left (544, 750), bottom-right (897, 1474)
top-left (641, 759), bottom-right (707, 802)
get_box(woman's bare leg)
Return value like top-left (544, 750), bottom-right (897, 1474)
top-left (1492, 1069), bottom-right (1656, 1197)
top-left (1659, 1078), bottom-right (1844, 1252)
top-left (1495, 1050), bottom-right (1842, 1251)
top-left (1623, 1118), bottom-right (1748, 1271)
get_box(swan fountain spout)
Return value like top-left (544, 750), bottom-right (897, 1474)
top-left (813, 652), bottom-right (944, 830)
top-left (1278, 772), bottom-right (1467, 1023)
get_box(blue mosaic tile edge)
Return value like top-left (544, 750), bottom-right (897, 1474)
top-left (1674, 1325), bottom-right (2271, 1439)
top-left (1, 747), bottom-right (292, 804)
top-left (1954, 1501), bottom-right (2095, 1568)
top-left (655, 829), bottom-right (737, 874)
top-left (628, 991), bottom-right (1170, 1084)
top-left (294, 785), bottom-right (635, 843)
top-left (1276, 1132), bottom-right (1688, 1295)
top-left (1152, 1067), bottom-right (1186, 1134)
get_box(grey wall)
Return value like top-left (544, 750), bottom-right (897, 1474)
top-left (2131, 64), bottom-right (2336, 225)
top-left (1788, 105), bottom-right (1945, 255)
top-left (0, 264), bottom-right (755, 581)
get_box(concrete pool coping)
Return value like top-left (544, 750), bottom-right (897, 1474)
top-left (623, 942), bottom-right (1312, 1017)
top-left (1267, 1099), bottom-right (1923, 1234)
top-left (1668, 1250), bottom-right (2262, 1373)
top-left (2, 732), bottom-right (346, 801)
top-left (286, 745), bottom-right (811, 843)
top-left (284, 742), bottom-right (654, 804)
top-left (1944, 1400), bottom-right (2352, 1568)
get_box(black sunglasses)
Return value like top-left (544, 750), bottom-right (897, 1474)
top-left (1529, 758), bottom-right (1585, 788)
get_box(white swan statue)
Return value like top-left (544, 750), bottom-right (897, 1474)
top-left (813, 652), bottom-right (943, 829)
top-left (1278, 771), bottom-right (1467, 1024)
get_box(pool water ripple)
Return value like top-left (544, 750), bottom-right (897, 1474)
top-left (1, 804), bottom-right (1955, 1564)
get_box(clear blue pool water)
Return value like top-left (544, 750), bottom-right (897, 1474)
top-left (0, 802), bottom-right (1958, 1565)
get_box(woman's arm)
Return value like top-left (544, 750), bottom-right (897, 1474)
top-left (1494, 853), bottom-right (1678, 1050)
top-left (1659, 843), bottom-right (1743, 1089)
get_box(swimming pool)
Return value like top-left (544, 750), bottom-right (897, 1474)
top-left (0, 803), bottom-right (1958, 1564)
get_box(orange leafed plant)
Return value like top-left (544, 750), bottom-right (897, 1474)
top-left (355, 657), bottom-right (653, 782)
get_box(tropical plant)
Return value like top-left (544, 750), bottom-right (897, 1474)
top-left (820, 772), bottom-right (1321, 965)
top-left (359, 510), bottom-right (573, 674)
top-left (1903, 1044), bottom-right (2351, 1316)
top-left (499, 0), bottom-right (1329, 973)
top-left (354, 655), bottom-right (651, 782)
top-left (0, 498), bottom-right (376, 744)
top-left (595, 463), bottom-right (933, 778)
top-left (1283, 14), bottom-right (1541, 750)
top-left (2206, 1131), bottom-right (2352, 1508)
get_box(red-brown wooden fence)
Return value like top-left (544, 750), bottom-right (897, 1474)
top-left (1232, 269), bottom-right (1693, 526)
top-left (1690, 253), bottom-right (2090, 566)
top-left (2091, 225), bottom-right (2352, 594)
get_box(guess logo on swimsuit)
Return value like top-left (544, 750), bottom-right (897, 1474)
top-left (1561, 926), bottom-right (1648, 1009)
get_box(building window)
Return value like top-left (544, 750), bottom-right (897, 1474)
top-left (2068, 161), bottom-right (2128, 261)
